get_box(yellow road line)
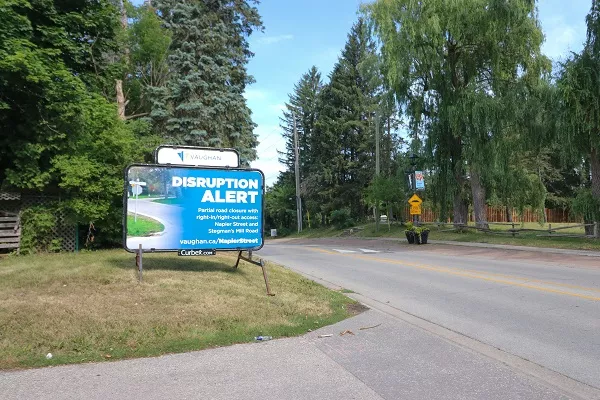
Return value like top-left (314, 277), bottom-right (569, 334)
top-left (308, 247), bottom-right (600, 302)
top-left (394, 259), bottom-right (600, 294)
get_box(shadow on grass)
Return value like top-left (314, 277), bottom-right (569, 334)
top-left (107, 254), bottom-right (240, 273)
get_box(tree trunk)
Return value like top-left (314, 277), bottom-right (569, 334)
top-left (589, 147), bottom-right (600, 237)
top-left (119, 0), bottom-right (128, 30)
top-left (452, 161), bottom-right (469, 228)
top-left (117, 0), bottom-right (129, 119)
top-left (505, 206), bottom-right (513, 223)
top-left (470, 167), bottom-right (489, 230)
top-left (453, 192), bottom-right (468, 228)
top-left (116, 80), bottom-right (126, 121)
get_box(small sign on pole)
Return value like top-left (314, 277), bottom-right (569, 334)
top-left (129, 179), bottom-right (147, 222)
top-left (408, 194), bottom-right (422, 215)
top-left (415, 171), bottom-right (425, 191)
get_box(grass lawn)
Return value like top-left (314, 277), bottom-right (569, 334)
top-left (288, 222), bottom-right (600, 251)
top-left (127, 214), bottom-right (165, 236)
top-left (0, 250), bottom-right (358, 370)
top-left (152, 197), bottom-right (184, 205)
top-left (132, 194), bottom-right (163, 199)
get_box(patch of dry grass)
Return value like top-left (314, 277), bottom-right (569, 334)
top-left (0, 250), bottom-right (356, 370)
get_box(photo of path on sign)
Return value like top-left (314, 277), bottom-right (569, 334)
top-left (124, 165), bottom-right (264, 252)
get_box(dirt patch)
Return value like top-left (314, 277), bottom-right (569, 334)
top-left (347, 302), bottom-right (369, 315)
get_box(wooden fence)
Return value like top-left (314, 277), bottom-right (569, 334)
top-left (403, 206), bottom-right (579, 224)
top-left (0, 213), bottom-right (21, 252)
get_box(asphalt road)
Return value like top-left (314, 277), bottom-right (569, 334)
top-left (258, 238), bottom-right (600, 392)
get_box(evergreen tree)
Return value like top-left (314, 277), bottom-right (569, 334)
top-left (278, 66), bottom-right (322, 176)
top-left (312, 18), bottom-right (379, 219)
top-left (151, 0), bottom-right (262, 165)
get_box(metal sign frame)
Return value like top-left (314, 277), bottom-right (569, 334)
top-left (122, 163), bottom-right (265, 253)
top-left (153, 145), bottom-right (241, 168)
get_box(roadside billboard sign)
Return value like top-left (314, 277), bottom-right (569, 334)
top-left (154, 145), bottom-right (240, 168)
top-left (123, 164), bottom-right (264, 253)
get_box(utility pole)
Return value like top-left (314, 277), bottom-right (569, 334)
top-left (293, 114), bottom-right (303, 233)
top-left (375, 113), bottom-right (380, 232)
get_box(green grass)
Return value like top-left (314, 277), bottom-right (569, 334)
top-left (127, 215), bottom-right (164, 237)
top-left (133, 194), bottom-right (163, 199)
top-left (0, 250), bottom-right (359, 370)
top-left (287, 222), bottom-right (600, 251)
top-left (428, 224), bottom-right (600, 250)
top-left (152, 197), bottom-right (184, 205)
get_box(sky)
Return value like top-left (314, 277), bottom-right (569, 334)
top-left (246, 0), bottom-right (593, 186)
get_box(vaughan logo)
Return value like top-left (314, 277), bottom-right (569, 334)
top-left (177, 151), bottom-right (184, 162)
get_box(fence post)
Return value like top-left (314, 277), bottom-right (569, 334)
top-left (511, 222), bottom-right (515, 238)
top-left (595, 222), bottom-right (599, 239)
top-left (548, 223), bottom-right (551, 236)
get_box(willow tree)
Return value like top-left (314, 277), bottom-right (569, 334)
top-left (365, 0), bottom-right (548, 227)
top-left (557, 0), bottom-right (600, 231)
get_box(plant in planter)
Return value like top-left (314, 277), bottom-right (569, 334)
top-left (404, 222), bottom-right (415, 244)
top-left (414, 226), bottom-right (430, 244)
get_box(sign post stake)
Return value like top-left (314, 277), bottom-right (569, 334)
top-left (234, 251), bottom-right (274, 296)
top-left (260, 259), bottom-right (273, 296)
top-left (136, 243), bottom-right (143, 283)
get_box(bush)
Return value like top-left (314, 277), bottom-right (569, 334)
top-left (19, 205), bottom-right (62, 254)
top-left (572, 189), bottom-right (600, 222)
top-left (330, 209), bottom-right (355, 229)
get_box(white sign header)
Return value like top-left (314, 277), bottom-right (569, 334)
top-left (156, 147), bottom-right (240, 167)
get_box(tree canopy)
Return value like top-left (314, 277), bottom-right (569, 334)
top-left (0, 0), bottom-right (263, 248)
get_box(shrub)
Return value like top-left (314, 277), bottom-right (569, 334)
top-left (19, 205), bottom-right (62, 254)
top-left (572, 189), bottom-right (600, 222)
top-left (330, 209), bottom-right (355, 229)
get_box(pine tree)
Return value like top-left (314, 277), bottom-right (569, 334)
top-left (278, 67), bottom-right (322, 179)
top-left (150, 0), bottom-right (262, 165)
top-left (311, 18), bottom-right (379, 219)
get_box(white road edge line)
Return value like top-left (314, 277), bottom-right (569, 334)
top-left (359, 249), bottom-right (380, 253)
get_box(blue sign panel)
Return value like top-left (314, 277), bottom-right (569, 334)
top-left (124, 164), bottom-right (264, 252)
top-left (415, 171), bottom-right (425, 191)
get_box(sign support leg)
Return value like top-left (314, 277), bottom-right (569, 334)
top-left (260, 260), bottom-right (273, 296)
top-left (234, 250), bottom-right (274, 296)
top-left (234, 250), bottom-right (243, 269)
top-left (136, 244), bottom-right (143, 283)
